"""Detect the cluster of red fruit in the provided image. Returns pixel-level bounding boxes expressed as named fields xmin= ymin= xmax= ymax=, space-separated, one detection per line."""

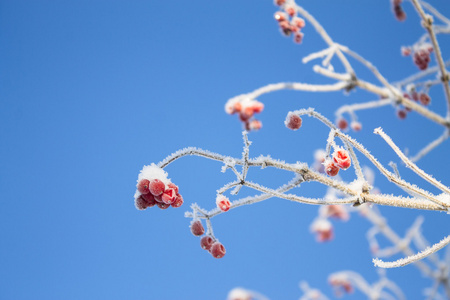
xmin=225 ymin=99 xmax=264 ymax=131
xmin=329 ymin=276 xmax=354 ymax=297
xmin=135 ymin=179 xmax=183 ymax=210
xmin=274 ymin=0 xmax=306 ymax=44
xmin=391 ymin=0 xmax=406 ymax=22
xmin=397 ymin=91 xmax=431 ymax=119
xmin=336 ymin=118 xmax=362 ymax=132
xmin=190 ymin=220 xmax=226 ymax=259
xmin=323 ymin=148 xmax=351 ymax=177
xmin=402 ymin=44 xmax=434 ymax=70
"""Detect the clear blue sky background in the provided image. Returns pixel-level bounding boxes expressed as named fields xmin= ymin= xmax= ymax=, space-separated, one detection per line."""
xmin=1 ymin=1 xmax=449 ymax=299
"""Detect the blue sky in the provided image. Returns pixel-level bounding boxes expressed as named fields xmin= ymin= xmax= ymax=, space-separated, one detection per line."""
xmin=1 ymin=1 xmax=449 ymax=299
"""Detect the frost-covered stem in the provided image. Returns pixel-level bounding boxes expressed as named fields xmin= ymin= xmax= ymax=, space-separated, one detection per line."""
xmin=294 ymin=4 xmax=354 ymax=75
xmin=335 ymin=99 xmax=393 ymax=116
xmin=395 ymin=61 xmax=450 ymax=87
xmin=399 ymin=126 xmax=447 ymax=162
xmin=364 ymin=208 xmax=434 ymax=276
xmin=374 ymin=127 xmax=450 ymax=197
xmin=217 ymin=181 xmax=241 ymax=195
xmin=241 ymin=131 xmax=251 ymax=181
xmin=312 ymin=65 xmax=351 ymax=81
xmin=411 ymin=0 xmax=450 ymax=118
xmin=421 ymin=1 xmax=450 ymax=25
xmin=373 ymin=235 xmax=450 ymax=269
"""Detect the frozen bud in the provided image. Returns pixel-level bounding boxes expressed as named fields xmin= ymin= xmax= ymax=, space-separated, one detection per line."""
xmin=350 ymin=121 xmax=362 ymax=132
xmin=397 ymin=109 xmax=407 ymax=119
xmin=293 ymin=32 xmax=304 ymax=44
xmin=419 ymin=93 xmax=431 ymax=106
xmin=274 ymin=11 xmax=287 ymax=22
xmin=285 ymin=113 xmax=302 ymax=130
xmin=190 ymin=220 xmax=205 ymax=236
xmin=285 ymin=6 xmax=295 ymax=17
xmin=216 ymin=195 xmax=231 ymax=212
xmin=332 ymin=148 xmax=351 ymax=170
xmin=210 ymin=241 xmax=226 ymax=259
xmin=167 ymin=182 xmax=179 ymax=194
xmin=142 ymin=193 xmax=157 ymax=207
xmin=274 ymin=0 xmax=286 ymax=6
xmin=401 ymin=46 xmax=411 ymax=56
xmin=249 ymin=119 xmax=262 ymax=131
xmin=336 ymin=118 xmax=348 ymax=130
xmin=171 ymin=194 xmax=184 ymax=208
xmin=149 ymin=179 xmax=165 ymax=196
xmin=135 ymin=195 xmax=150 ymax=210
xmin=324 ymin=160 xmax=339 ymax=177
xmin=200 ymin=235 xmax=215 ymax=251
xmin=137 ymin=179 xmax=150 ymax=194
xmin=310 ymin=218 xmax=333 ymax=242
xmin=292 ymin=17 xmax=305 ymax=29
xmin=161 ymin=188 xmax=177 ymax=204
xmin=156 ymin=202 xmax=170 ymax=210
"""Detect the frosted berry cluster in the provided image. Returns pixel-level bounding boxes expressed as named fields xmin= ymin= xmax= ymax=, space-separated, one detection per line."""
xmin=402 ymin=43 xmax=434 ymax=70
xmin=225 ymin=98 xmax=264 ymax=131
xmin=335 ymin=117 xmax=362 ymax=132
xmin=323 ymin=147 xmax=351 ymax=177
xmin=190 ymin=220 xmax=226 ymax=259
xmin=310 ymin=218 xmax=333 ymax=242
xmin=397 ymin=90 xmax=431 ymax=119
xmin=329 ymin=274 xmax=354 ymax=297
xmin=134 ymin=164 xmax=184 ymax=210
xmin=274 ymin=1 xmax=306 ymax=44
xmin=391 ymin=0 xmax=406 ymax=22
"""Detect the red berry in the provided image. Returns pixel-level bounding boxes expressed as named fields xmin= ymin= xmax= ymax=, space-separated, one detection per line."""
xmin=149 ymin=179 xmax=165 ymax=196
xmin=333 ymin=148 xmax=351 ymax=170
xmin=216 ymin=195 xmax=231 ymax=212
xmin=249 ymin=119 xmax=262 ymax=131
xmin=337 ymin=118 xmax=348 ymax=130
xmin=234 ymin=102 xmax=242 ymax=113
xmin=274 ymin=12 xmax=287 ymax=22
xmin=190 ymin=220 xmax=205 ymax=236
xmin=394 ymin=5 xmax=406 ymax=21
xmin=135 ymin=195 xmax=149 ymax=210
xmin=274 ymin=0 xmax=286 ymax=6
xmin=324 ymin=160 xmax=340 ymax=177
xmin=167 ymin=183 xmax=179 ymax=194
xmin=293 ymin=32 xmax=304 ymax=44
xmin=200 ymin=235 xmax=214 ymax=251
xmin=397 ymin=109 xmax=407 ymax=119
xmin=252 ymin=101 xmax=264 ymax=113
xmin=292 ymin=17 xmax=305 ymax=29
xmin=285 ymin=113 xmax=302 ymax=130
xmin=210 ymin=242 xmax=226 ymax=259
xmin=161 ymin=188 xmax=177 ymax=205
xmin=285 ymin=6 xmax=295 ymax=17
xmin=171 ymin=194 xmax=184 ymax=208
xmin=156 ymin=202 xmax=170 ymax=210
xmin=137 ymin=179 xmax=150 ymax=194
xmin=142 ymin=193 xmax=157 ymax=207
xmin=401 ymin=46 xmax=411 ymax=56
xmin=419 ymin=93 xmax=431 ymax=106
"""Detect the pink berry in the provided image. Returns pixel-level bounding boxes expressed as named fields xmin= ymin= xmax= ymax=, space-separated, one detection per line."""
xmin=216 ymin=195 xmax=231 ymax=212
xmin=210 ymin=242 xmax=226 ymax=259
xmin=292 ymin=17 xmax=305 ymax=29
xmin=401 ymin=46 xmax=411 ymax=56
xmin=167 ymin=183 xmax=179 ymax=194
xmin=333 ymin=148 xmax=351 ymax=170
xmin=142 ymin=193 xmax=157 ymax=207
xmin=234 ymin=102 xmax=242 ymax=113
xmin=190 ymin=220 xmax=205 ymax=236
xmin=149 ymin=179 xmax=165 ymax=196
xmin=171 ymin=194 xmax=184 ymax=208
xmin=137 ymin=179 xmax=150 ymax=194
xmin=397 ymin=109 xmax=407 ymax=119
xmin=252 ymin=101 xmax=264 ymax=113
xmin=285 ymin=6 xmax=295 ymax=17
xmin=337 ymin=118 xmax=348 ymax=130
xmin=394 ymin=5 xmax=406 ymax=21
xmin=200 ymin=235 xmax=215 ymax=251
xmin=293 ymin=32 xmax=304 ymax=44
xmin=285 ymin=113 xmax=302 ymax=130
xmin=274 ymin=12 xmax=287 ymax=22
xmin=419 ymin=93 xmax=431 ymax=106
xmin=324 ymin=160 xmax=340 ymax=177
xmin=161 ymin=188 xmax=177 ymax=205
xmin=249 ymin=119 xmax=262 ymax=131
xmin=156 ymin=202 xmax=170 ymax=210
xmin=274 ymin=0 xmax=286 ymax=6
xmin=350 ymin=121 xmax=362 ymax=132
xmin=135 ymin=195 xmax=149 ymax=210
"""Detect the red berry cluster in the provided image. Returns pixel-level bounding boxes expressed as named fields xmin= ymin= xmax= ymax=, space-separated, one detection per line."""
xmin=329 ymin=276 xmax=354 ymax=297
xmin=391 ymin=0 xmax=406 ymax=22
xmin=336 ymin=118 xmax=361 ymax=132
xmin=273 ymin=2 xmax=305 ymax=44
xmin=190 ymin=220 xmax=226 ymax=259
xmin=397 ymin=91 xmax=431 ymax=119
xmin=402 ymin=44 xmax=434 ymax=70
xmin=323 ymin=148 xmax=351 ymax=177
xmin=134 ymin=164 xmax=183 ymax=210
xmin=225 ymin=99 xmax=264 ymax=131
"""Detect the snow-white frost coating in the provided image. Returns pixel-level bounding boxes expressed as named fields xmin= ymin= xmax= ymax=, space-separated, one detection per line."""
xmin=134 ymin=163 xmax=171 ymax=200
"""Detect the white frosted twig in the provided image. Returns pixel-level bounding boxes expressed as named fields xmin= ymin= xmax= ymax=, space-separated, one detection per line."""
xmin=312 ymin=65 xmax=352 ymax=81
xmin=335 ymin=98 xmax=393 ymax=117
xmin=421 ymin=1 xmax=450 ymax=25
xmin=374 ymin=127 xmax=450 ymax=202
xmin=373 ymin=235 xmax=450 ymax=268
xmin=302 ymin=47 xmax=335 ymax=64
xmin=410 ymin=129 xmax=449 ymax=163
xmin=395 ymin=60 xmax=450 ymax=87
